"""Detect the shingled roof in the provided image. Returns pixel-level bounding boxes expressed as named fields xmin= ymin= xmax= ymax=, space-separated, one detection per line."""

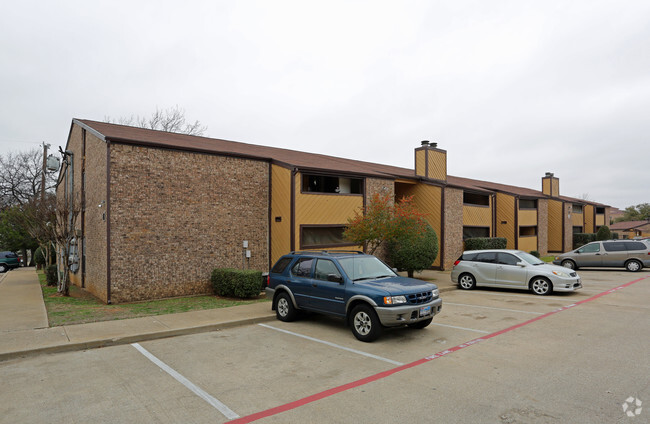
xmin=73 ymin=119 xmax=608 ymax=206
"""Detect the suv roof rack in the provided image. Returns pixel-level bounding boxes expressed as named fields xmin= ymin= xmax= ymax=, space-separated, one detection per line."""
xmin=289 ymin=250 xmax=365 ymax=255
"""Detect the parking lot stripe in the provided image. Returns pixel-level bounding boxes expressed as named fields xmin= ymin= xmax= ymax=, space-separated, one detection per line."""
xmin=428 ymin=323 xmax=490 ymax=333
xmin=230 ymin=275 xmax=648 ymax=424
xmin=259 ymin=324 xmax=404 ymax=366
xmin=131 ymin=343 xmax=240 ymax=420
xmin=444 ymin=302 xmax=544 ymax=315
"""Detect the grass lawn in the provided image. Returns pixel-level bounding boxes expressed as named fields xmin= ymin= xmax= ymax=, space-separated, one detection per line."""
xmin=38 ymin=272 xmax=268 ymax=327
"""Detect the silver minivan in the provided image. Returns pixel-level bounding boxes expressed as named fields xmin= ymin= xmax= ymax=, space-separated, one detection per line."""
xmin=553 ymin=240 xmax=650 ymax=272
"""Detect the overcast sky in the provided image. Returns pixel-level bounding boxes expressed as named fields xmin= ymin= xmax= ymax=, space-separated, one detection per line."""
xmin=2 ymin=0 xmax=649 ymax=209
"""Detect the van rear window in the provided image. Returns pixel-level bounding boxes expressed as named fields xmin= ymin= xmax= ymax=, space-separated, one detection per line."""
xmin=603 ymin=242 xmax=626 ymax=252
xmin=624 ymin=242 xmax=647 ymax=251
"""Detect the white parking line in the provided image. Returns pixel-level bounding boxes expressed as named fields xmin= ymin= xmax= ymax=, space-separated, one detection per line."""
xmin=259 ymin=324 xmax=404 ymax=366
xmin=428 ymin=323 xmax=490 ymax=334
xmin=444 ymin=302 xmax=544 ymax=315
xmin=131 ymin=343 xmax=239 ymax=420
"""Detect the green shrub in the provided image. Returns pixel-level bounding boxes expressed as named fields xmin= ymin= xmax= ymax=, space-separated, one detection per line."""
xmin=573 ymin=233 xmax=596 ymax=249
xmin=388 ymin=224 xmax=439 ymax=278
xmin=464 ymin=237 xmax=507 ymax=251
xmin=596 ymin=226 xmax=612 ymax=241
xmin=211 ymin=268 xmax=263 ymax=298
xmin=45 ymin=264 xmax=58 ymax=286
xmin=529 ymin=251 xmax=540 ymax=258
xmin=34 ymin=247 xmax=45 ymax=267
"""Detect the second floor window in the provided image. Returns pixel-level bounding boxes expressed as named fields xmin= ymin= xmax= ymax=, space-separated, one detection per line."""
xmin=302 ymin=174 xmax=363 ymax=195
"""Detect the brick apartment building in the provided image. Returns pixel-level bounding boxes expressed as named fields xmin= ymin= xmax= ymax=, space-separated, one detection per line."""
xmin=58 ymin=119 xmax=610 ymax=303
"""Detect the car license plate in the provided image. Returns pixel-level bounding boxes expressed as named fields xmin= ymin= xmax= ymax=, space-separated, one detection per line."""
xmin=419 ymin=306 xmax=432 ymax=317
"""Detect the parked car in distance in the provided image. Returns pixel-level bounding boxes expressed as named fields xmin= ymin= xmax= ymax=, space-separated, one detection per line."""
xmin=553 ymin=240 xmax=650 ymax=272
xmin=265 ymin=250 xmax=442 ymax=342
xmin=451 ymin=249 xmax=582 ymax=295
xmin=0 ymin=251 xmax=20 ymax=273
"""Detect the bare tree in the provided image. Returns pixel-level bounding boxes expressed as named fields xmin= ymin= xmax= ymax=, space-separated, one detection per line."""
xmin=0 ymin=148 xmax=58 ymax=209
xmin=105 ymin=105 xmax=207 ymax=136
xmin=22 ymin=193 xmax=81 ymax=296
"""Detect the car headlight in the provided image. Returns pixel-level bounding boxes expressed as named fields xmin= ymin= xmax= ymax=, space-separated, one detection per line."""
xmin=432 ymin=289 xmax=439 ymax=298
xmin=552 ymin=270 xmax=570 ymax=278
xmin=383 ymin=296 xmax=407 ymax=305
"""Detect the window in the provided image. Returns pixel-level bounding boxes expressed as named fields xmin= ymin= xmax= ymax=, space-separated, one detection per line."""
xmin=497 ymin=253 xmax=519 ymax=266
xmin=519 ymin=199 xmax=537 ymax=209
xmin=573 ymin=226 xmax=583 ymax=234
xmin=519 ymin=226 xmax=537 ymax=237
xmin=463 ymin=192 xmax=490 ymax=206
xmin=291 ymin=258 xmax=313 ymax=277
xmin=301 ymin=226 xmax=351 ymax=248
xmin=572 ymin=204 xmax=583 ymax=214
xmin=271 ymin=257 xmax=293 ymax=274
xmin=625 ymin=242 xmax=647 ymax=251
xmin=302 ymin=174 xmax=363 ymax=194
xmin=596 ymin=207 xmax=605 ymax=214
xmin=603 ymin=242 xmax=626 ymax=252
xmin=463 ymin=226 xmax=490 ymax=240
xmin=314 ymin=259 xmax=342 ymax=281
xmin=577 ymin=243 xmax=600 ymax=253
xmin=475 ymin=252 xmax=497 ymax=263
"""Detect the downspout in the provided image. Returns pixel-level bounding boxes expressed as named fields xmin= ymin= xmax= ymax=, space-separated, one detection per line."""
xmin=514 ymin=196 xmax=519 ymax=250
xmin=106 ymin=141 xmax=112 ymax=304
xmin=81 ymin=129 xmax=86 ymax=288
xmin=290 ymin=168 xmax=297 ymax=252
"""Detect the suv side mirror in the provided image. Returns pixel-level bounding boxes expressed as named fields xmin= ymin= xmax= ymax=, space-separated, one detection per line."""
xmin=327 ymin=274 xmax=343 ymax=284
xmin=517 ymin=262 xmax=527 ymax=267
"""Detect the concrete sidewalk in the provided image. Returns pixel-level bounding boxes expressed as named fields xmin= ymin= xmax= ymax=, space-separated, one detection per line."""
xmin=0 ymin=267 xmax=455 ymax=362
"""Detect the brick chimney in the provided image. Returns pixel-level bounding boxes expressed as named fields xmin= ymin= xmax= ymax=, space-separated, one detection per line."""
xmin=415 ymin=141 xmax=447 ymax=182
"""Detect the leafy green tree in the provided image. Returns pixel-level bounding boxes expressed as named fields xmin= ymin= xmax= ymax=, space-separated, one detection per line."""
xmin=0 ymin=205 xmax=38 ymax=263
xmin=387 ymin=224 xmax=439 ymax=278
xmin=617 ymin=203 xmax=650 ymax=222
xmin=343 ymin=194 xmax=427 ymax=254
xmin=596 ymin=225 xmax=612 ymax=241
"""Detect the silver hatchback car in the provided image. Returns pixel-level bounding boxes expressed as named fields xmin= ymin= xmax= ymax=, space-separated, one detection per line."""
xmin=451 ymin=249 xmax=582 ymax=295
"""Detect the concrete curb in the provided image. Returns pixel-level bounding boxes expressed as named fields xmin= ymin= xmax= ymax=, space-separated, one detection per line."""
xmin=0 ymin=314 xmax=277 ymax=362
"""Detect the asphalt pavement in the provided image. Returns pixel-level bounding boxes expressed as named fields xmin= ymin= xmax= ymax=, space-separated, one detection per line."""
xmin=0 ymin=267 xmax=456 ymax=362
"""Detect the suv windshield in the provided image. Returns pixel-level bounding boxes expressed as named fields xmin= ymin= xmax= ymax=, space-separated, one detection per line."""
xmin=338 ymin=256 xmax=396 ymax=281
xmin=518 ymin=251 xmax=545 ymax=265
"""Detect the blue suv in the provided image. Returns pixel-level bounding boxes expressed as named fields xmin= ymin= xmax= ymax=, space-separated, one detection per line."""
xmin=265 ymin=251 xmax=442 ymax=342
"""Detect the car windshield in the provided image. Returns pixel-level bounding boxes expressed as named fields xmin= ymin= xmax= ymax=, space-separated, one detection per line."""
xmin=338 ymin=256 xmax=397 ymax=281
xmin=517 ymin=251 xmax=545 ymax=265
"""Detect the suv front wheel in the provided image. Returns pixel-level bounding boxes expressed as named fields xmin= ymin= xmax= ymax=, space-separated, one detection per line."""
xmin=275 ymin=292 xmax=297 ymax=322
xmin=350 ymin=304 xmax=382 ymax=342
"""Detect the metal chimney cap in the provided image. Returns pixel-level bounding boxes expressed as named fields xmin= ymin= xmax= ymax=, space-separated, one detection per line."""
xmin=421 ymin=140 xmax=430 ymax=146
xmin=545 ymin=172 xmax=554 ymax=177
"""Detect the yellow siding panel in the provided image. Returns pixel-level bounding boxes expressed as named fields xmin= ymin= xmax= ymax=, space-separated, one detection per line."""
xmin=542 ymin=179 xmax=551 ymax=196
xmin=518 ymin=236 xmax=538 ymax=253
xmin=518 ymin=209 xmax=537 ymax=226
xmin=415 ymin=150 xmax=426 ymax=177
xmin=463 ymin=205 xmax=492 ymax=227
xmin=496 ymin=193 xmax=516 ymax=249
xmin=427 ymin=150 xmax=447 ymax=181
xmin=294 ymin=172 xmax=364 ymax=249
xmin=584 ymin=205 xmax=594 ymax=233
xmin=548 ymin=200 xmax=563 ymax=251
xmin=572 ymin=212 xmax=583 ymax=227
xmin=596 ymin=215 xmax=605 ymax=226
xmin=271 ymin=165 xmax=292 ymax=264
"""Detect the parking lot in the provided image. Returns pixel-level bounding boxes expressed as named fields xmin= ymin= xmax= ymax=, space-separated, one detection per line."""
xmin=2 ymin=270 xmax=649 ymax=423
